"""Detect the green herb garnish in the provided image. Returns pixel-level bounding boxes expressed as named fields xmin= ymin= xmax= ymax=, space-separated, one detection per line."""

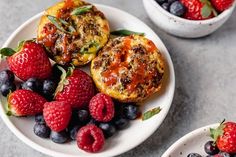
xmin=142 ymin=107 xmax=162 ymax=121
xmin=80 ymin=41 xmax=100 ymax=54
xmin=111 ymin=29 xmax=145 ymax=36
xmin=47 ymin=15 xmax=76 ymax=34
xmin=71 ymin=5 xmax=93 ymax=15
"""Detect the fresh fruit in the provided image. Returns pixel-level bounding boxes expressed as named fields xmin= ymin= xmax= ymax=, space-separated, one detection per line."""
xmin=180 ymin=0 xmax=217 ymax=20
xmin=204 ymin=141 xmax=219 ymax=155
xmin=123 ymin=103 xmax=139 ymax=120
xmin=187 ymin=153 xmax=202 ymax=157
xmin=50 ymin=130 xmax=69 ymax=144
xmin=99 ymin=123 xmax=116 ymax=138
xmin=7 ymin=89 xmax=47 ymax=116
xmin=211 ymin=121 xmax=236 ymax=153
xmin=88 ymin=118 xmax=99 ymax=126
xmin=0 ymin=41 xmax=52 ymax=81
xmin=0 ymin=82 xmax=16 ymax=97
xmin=33 ymin=123 xmax=51 ymax=138
xmin=77 ymin=110 xmax=90 ymax=124
xmin=211 ymin=0 xmax=234 ymax=12
xmin=170 ymin=1 xmax=186 ymax=17
xmin=113 ymin=116 xmax=129 ymax=130
xmin=43 ymin=101 xmax=71 ymax=132
xmin=76 ymin=124 xmax=105 ymax=153
xmin=41 ymin=79 xmax=57 ymax=100
xmin=0 ymin=70 xmax=15 ymax=85
xmin=21 ymin=78 xmax=41 ymax=92
xmin=55 ymin=67 xmax=95 ymax=108
xmin=35 ymin=114 xmax=45 ymax=124
xmin=70 ymin=125 xmax=81 ymax=140
xmin=89 ymin=93 xmax=115 ymax=122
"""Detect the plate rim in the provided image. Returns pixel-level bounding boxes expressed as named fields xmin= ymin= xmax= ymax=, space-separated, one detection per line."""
xmin=0 ymin=4 xmax=175 ymax=157
xmin=161 ymin=123 xmax=219 ymax=157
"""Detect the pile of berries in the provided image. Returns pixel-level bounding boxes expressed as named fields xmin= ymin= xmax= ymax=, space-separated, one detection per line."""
xmin=155 ymin=0 xmax=235 ymax=20
xmin=0 ymin=40 xmax=140 ymax=153
xmin=188 ymin=121 xmax=236 ymax=157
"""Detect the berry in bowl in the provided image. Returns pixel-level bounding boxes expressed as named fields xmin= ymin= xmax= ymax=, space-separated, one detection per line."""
xmin=143 ymin=0 xmax=236 ymax=38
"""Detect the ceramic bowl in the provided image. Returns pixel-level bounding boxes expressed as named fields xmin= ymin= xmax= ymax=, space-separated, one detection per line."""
xmin=162 ymin=123 xmax=219 ymax=157
xmin=143 ymin=0 xmax=236 ymax=38
xmin=0 ymin=4 xmax=175 ymax=157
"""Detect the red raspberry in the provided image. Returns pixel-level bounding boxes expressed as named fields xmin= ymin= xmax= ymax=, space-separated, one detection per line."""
xmin=89 ymin=93 xmax=114 ymax=122
xmin=43 ymin=101 xmax=71 ymax=132
xmin=76 ymin=124 xmax=105 ymax=153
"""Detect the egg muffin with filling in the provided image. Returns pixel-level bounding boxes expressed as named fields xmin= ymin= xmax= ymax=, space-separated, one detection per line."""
xmin=91 ymin=35 xmax=165 ymax=103
xmin=37 ymin=0 xmax=110 ymax=66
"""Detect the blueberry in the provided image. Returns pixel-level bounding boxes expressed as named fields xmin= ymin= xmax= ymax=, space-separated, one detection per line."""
xmin=123 ymin=104 xmax=139 ymax=120
xmin=155 ymin=0 xmax=167 ymax=4
xmin=0 ymin=82 xmax=16 ymax=97
xmin=33 ymin=123 xmax=50 ymax=138
xmin=187 ymin=153 xmax=202 ymax=157
xmin=35 ymin=114 xmax=45 ymax=124
xmin=50 ymin=130 xmax=69 ymax=144
xmin=218 ymin=152 xmax=231 ymax=157
xmin=99 ymin=123 xmax=116 ymax=138
xmin=169 ymin=1 xmax=186 ymax=17
xmin=78 ymin=110 xmax=90 ymax=123
xmin=0 ymin=70 xmax=14 ymax=85
xmin=21 ymin=78 xmax=41 ymax=92
xmin=69 ymin=125 xmax=81 ymax=140
xmin=162 ymin=3 xmax=170 ymax=11
xmin=88 ymin=118 xmax=99 ymax=126
xmin=42 ymin=79 xmax=57 ymax=100
xmin=204 ymin=141 xmax=219 ymax=155
xmin=113 ymin=117 xmax=129 ymax=130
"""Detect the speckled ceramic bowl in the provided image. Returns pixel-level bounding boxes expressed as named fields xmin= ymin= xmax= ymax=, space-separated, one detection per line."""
xmin=143 ymin=0 xmax=236 ymax=38
xmin=162 ymin=124 xmax=219 ymax=157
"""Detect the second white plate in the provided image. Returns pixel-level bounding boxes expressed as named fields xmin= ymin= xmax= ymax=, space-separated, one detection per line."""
xmin=162 ymin=124 xmax=219 ymax=157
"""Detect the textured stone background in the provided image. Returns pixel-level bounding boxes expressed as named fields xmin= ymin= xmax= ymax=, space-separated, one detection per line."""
xmin=0 ymin=0 xmax=236 ymax=156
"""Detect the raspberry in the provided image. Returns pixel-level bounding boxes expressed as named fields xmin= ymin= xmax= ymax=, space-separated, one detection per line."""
xmin=76 ymin=124 xmax=105 ymax=152
xmin=43 ymin=101 xmax=71 ymax=132
xmin=89 ymin=93 xmax=114 ymax=122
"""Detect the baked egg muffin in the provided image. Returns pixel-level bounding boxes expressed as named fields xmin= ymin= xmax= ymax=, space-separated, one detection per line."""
xmin=91 ymin=35 xmax=165 ymax=103
xmin=37 ymin=0 xmax=110 ymax=66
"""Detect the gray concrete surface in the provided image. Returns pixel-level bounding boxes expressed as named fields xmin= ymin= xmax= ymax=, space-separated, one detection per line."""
xmin=0 ymin=0 xmax=236 ymax=156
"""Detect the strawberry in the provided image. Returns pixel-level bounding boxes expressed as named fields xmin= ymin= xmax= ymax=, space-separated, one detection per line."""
xmin=210 ymin=120 xmax=236 ymax=153
xmin=211 ymin=0 xmax=235 ymax=12
xmin=43 ymin=101 xmax=71 ymax=132
xmin=55 ymin=67 xmax=95 ymax=109
xmin=0 ymin=40 xmax=52 ymax=81
xmin=7 ymin=89 xmax=47 ymax=116
xmin=180 ymin=0 xmax=218 ymax=20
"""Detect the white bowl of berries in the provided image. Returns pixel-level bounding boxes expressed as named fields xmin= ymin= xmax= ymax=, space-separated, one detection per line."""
xmin=143 ymin=0 xmax=236 ymax=38
xmin=0 ymin=1 xmax=175 ymax=157
xmin=162 ymin=121 xmax=236 ymax=157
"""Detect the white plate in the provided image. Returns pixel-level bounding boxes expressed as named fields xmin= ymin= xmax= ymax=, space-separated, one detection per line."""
xmin=0 ymin=4 xmax=175 ymax=157
xmin=162 ymin=124 xmax=219 ymax=157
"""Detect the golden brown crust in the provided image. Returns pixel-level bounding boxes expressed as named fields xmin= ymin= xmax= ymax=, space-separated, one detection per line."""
xmin=91 ymin=35 xmax=165 ymax=102
xmin=37 ymin=0 xmax=110 ymax=66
